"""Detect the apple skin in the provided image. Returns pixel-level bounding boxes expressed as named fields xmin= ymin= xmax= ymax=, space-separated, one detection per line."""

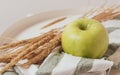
xmin=61 ymin=18 xmax=108 ymax=58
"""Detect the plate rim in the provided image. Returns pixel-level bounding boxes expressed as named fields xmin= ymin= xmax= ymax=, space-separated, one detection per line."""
xmin=0 ymin=9 xmax=82 ymax=39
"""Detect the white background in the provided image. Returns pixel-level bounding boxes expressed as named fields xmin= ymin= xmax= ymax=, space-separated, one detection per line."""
xmin=0 ymin=0 xmax=119 ymax=34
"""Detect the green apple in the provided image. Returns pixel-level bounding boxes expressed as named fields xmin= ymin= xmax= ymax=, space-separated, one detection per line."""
xmin=61 ymin=18 xmax=108 ymax=58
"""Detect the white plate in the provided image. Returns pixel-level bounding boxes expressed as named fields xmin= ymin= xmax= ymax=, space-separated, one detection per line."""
xmin=1 ymin=9 xmax=81 ymax=39
xmin=0 ymin=9 xmax=120 ymax=75
xmin=0 ymin=9 xmax=82 ymax=44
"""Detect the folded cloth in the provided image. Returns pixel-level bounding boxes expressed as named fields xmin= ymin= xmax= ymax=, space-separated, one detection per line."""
xmin=36 ymin=50 xmax=113 ymax=75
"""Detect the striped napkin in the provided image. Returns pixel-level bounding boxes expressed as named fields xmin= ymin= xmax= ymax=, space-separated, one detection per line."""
xmin=36 ymin=48 xmax=113 ymax=75
xmin=0 ymin=19 xmax=120 ymax=75
xmin=0 ymin=47 xmax=116 ymax=75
